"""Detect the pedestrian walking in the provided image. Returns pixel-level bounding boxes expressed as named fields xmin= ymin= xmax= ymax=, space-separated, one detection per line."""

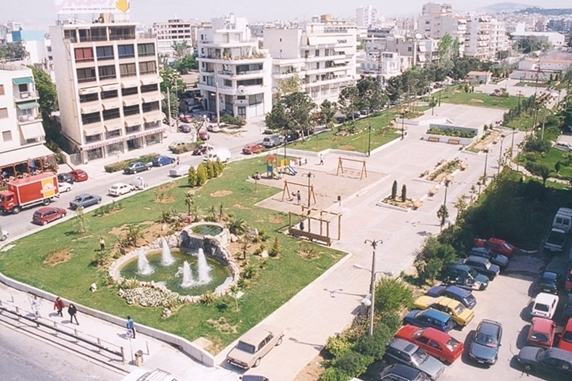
xmin=68 ymin=303 xmax=79 ymax=325
xmin=319 ymin=153 xmax=324 ymax=165
xmin=176 ymin=156 xmax=180 ymax=165
xmin=296 ymin=190 xmax=301 ymax=205
xmin=53 ymin=296 xmax=65 ymax=317
xmin=99 ymin=237 xmax=105 ymax=251
xmin=126 ymin=316 xmax=136 ymax=339
xmin=31 ymin=295 xmax=42 ymax=319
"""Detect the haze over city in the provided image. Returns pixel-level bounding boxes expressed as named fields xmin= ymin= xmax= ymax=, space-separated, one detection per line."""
xmin=2 ymin=0 xmax=572 ymax=29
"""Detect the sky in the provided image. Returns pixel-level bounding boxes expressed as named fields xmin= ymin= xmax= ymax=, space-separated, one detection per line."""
xmin=1 ymin=0 xmax=571 ymax=31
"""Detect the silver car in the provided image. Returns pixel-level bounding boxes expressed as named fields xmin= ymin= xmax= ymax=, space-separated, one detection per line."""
xmin=384 ymin=338 xmax=445 ymax=380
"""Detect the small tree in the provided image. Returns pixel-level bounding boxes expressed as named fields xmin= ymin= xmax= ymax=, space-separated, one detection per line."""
xmin=187 ymin=166 xmax=197 ymax=187
xmin=270 ymin=236 xmax=280 ymax=257
xmin=74 ymin=206 xmax=88 ymax=234
xmin=401 ymin=185 xmax=407 ymax=202
xmin=196 ymin=163 xmax=208 ymax=186
xmin=184 ymin=191 xmax=194 ymax=215
xmin=391 ymin=180 xmax=398 ymax=200
xmin=453 ymin=195 xmax=468 ymax=219
xmin=229 ymin=284 xmax=240 ymax=311
xmin=205 ymin=160 xmax=215 ymax=179
xmin=437 ymin=204 xmax=449 ymax=229
xmin=555 ymin=161 xmax=561 ymax=173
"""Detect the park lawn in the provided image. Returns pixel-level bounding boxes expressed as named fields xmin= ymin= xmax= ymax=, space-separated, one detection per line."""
xmin=436 ymin=85 xmax=518 ymax=109
xmin=520 ymin=147 xmax=572 ymax=180
xmin=286 ymin=110 xmax=400 ymax=152
xmin=0 ymin=157 xmax=344 ymax=353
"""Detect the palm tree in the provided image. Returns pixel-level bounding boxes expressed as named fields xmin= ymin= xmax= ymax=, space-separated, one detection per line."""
xmin=184 ymin=191 xmax=194 ymax=215
xmin=228 ymin=218 xmax=247 ymax=235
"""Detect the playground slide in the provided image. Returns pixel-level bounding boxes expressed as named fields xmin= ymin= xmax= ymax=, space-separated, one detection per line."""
xmin=286 ymin=166 xmax=298 ymax=175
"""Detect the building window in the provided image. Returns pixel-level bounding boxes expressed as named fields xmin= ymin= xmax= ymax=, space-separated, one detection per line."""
xmin=109 ymin=26 xmax=135 ymax=41
xmin=122 ymin=87 xmax=138 ymax=96
xmin=119 ymin=63 xmax=137 ymax=77
xmin=137 ymin=43 xmax=155 ymax=56
xmin=0 ymin=107 xmax=8 ymax=118
xmin=118 ymin=44 xmax=135 ymax=59
xmin=0 ymin=84 xmax=4 ymax=95
xmin=249 ymin=93 xmax=263 ymax=105
xmin=74 ymin=47 xmax=94 ymax=63
xmin=96 ymin=46 xmax=114 ymax=60
xmin=81 ymin=112 xmax=101 ymax=125
xmin=79 ymin=93 xmax=99 ymax=103
xmin=101 ymin=90 xmax=118 ymax=99
xmin=139 ymin=61 xmax=157 ymax=75
xmin=2 ymin=130 xmax=13 ymax=142
xmin=98 ymin=65 xmax=117 ymax=80
xmin=141 ymin=84 xmax=158 ymax=93
xmin=237 ymin=106 xmax=246 ymax=116
xmin=237 ymin=78 xmax=262 ymax=87
xmin=77 ymin=67 xmax=96 ymax=83
xmin=64 ymin=29 xmax=76 ymax=42
xmin=142 ymin=101 xmax=160 ymax=112
xmin=237 ymin=95 xmax=246 ymax=100
xmin=315 ymin=49 xmax=320 ymax=57
xmin=123 ymin=105 xmax=140 ymax=116
xmin=103 ymin=109 xmax=120 ymax=120
xmin=223 ymin=79 xmax=232 ymax=87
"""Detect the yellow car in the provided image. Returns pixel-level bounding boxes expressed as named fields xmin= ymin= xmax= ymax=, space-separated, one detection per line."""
xmin=414 ymin=295 xmax=475 ymax=327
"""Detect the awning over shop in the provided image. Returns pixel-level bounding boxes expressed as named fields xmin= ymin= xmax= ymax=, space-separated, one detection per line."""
xmin=123 ymin=95 xmax=141 ymax=107
xmin=101 ymin=83 xmax=120 ymax=92
xmin=80 ymin=103 xmax=102 ymax=114
xmin=141 ymin=93 xmax=163 ymax=103
xmin=417 ymin=55 xmax=426 ymax=62
xmin=143 ymin=111 xmax=164 ymax=123
xmin=79 ymin=86 xmax=100 ymax=95
xmin=0 ymin=144 xmax=54 ymax=166
xmin=83 ymin=125 xmax=104 ymax=136
xmin=20 ymin=122 xmax=45 ymax=140
xmin=124 ymin=115 xmax=142 ymax=127
xmin=140 ymin=76 xmax=161 ymax=86
xmin=105 ymin=121 xmax=123 ymax=131
xmin=121 ymin=79 xmax=140 ymax=89
xmin=101 ymin=99 xmax=121 ymax=110
xmin=16 ymin=101 xmax=39 ymax=110
xmin=13 ymin=77 xmax=34 ymax=85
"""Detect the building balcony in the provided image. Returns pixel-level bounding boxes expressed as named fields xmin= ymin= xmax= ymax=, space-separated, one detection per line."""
xmin=272 ymin=71 xmax=301 ymax=80
xmin=14 ymin=90 xmax=39 ymax=101
xmin=197 ymin=83 xmax=265 ymax=96
xmin=17 ymin=114 xmax=42 ymax=125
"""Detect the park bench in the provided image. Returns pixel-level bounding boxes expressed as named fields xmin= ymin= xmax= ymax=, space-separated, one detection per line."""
xmin=289 ymin=227 xmax=332 ymax=246
xmin=448 ymin=138 xmax=460 ymax=145
xmin=427 ymin=136 xmax=440 ymax=142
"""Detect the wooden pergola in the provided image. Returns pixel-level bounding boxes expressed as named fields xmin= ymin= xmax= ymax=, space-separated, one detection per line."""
xmin=287 ymin=206 xmax=342 ymax=246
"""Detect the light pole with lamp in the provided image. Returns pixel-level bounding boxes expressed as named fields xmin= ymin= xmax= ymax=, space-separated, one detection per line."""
xmin=362 ymin=239 xmax=383 ymax=336
xmin=443 ymin=176 xmax=452 ymax=207
xmin=367 ymin=123 xmax=372 ymax=157
xmin=498 ymin=131 xmax=517 ymax=176
xmin=302 ymin=172 xmax=315 ymax=208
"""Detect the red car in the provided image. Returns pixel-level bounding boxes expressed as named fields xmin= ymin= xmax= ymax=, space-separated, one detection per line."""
xmin=68 ymin=169 xmax=89 ymax=182
xmin=565 ymin=265 xmax=572 ymax=292
xmin=242 ymin=143 xmax=265 ymax=154
xmin=32 ymin=207 xmax=67 ymax=225
xmin=179 ymin=113 xmax=193 ymax=123
xmin=473 ymin=238 xmax=516 ymax=257
xmin=394 ymin=324 xmax=464 ymax=364
xmin=559 ymin=318 xmax=572 ymax=352
xmin=527 ymin=317 xmax=556 ymax=348
xmin=198 ymin=130 xmax=210 ymax=141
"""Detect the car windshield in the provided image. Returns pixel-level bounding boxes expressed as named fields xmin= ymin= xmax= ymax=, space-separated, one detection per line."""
xmin=530 ymin=332 xmax=549 ymax=343
xmin=411 ymin=348 xmax=428 ymax=364
xmin=534 ymin=303 xmax=549 ymax=312
xmin=236 ymin=341 xmax=256 ymax=354
xmin=465 ymin=294 xmax=476 ymax=305
xmin=453 ymin=303 xmax=466 ymax=315
xmin=467 ymin=268 xmax=478 ymax=278
xmin=445 ymin=338 xmax=460 ymax=351
xmin=502 ymin=243 xmax=512 ymax=250
xmin=74 ymin=196 xmax=83 ymax=201
xmin=563 ymin=331 xmax=572 ymax=343
xmin=475 ymin=332 xmax=498 ymax=347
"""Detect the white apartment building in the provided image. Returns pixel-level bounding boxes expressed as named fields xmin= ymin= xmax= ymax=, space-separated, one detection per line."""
xmin=359 ymin=39 xmax=401 ymax=78
xmin=50 ymin=19 xmax=165 ymax=163
xmin=0 ymin=63 xmax=54 ymax=177
xmin=196 ymin=15 xmax=272 ymax=119
xmin=356 ymin=6 xmax=378 ymax=28
xmin=464 ymin=15 xmax=491 ymax=60
xmin=153 ymin=19 xmax=193 ymax=57
xmin=421 ymin=2 xmax=452 ymax=16
xmin=264 ymin=22 xmax=357 ymax=106
xmin=488 ymin=19 xmax=509 ymax=59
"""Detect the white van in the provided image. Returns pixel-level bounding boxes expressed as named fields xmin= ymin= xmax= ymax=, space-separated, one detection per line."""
xmin=204 ymin=148 xmax=231 ymax=163
xmin=553 ymin=207 xmax=572 ymax=233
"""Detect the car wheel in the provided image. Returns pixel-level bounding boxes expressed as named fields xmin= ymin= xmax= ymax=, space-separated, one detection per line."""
xmin=254 ymin=358 xmax=261 ymax=368
xmin=42 ymin=221 xmax=47 ymax=226
xmin=97 ymin=199 xmax=102 ymax=204
xmin=276 ymin=337 xmax=283 ymax=346
xmin=62 ymin=213 xmax=66 ymax=218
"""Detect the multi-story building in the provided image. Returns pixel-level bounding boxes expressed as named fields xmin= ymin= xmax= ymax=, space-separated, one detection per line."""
xmin=356 ymin=6 xmax=378 ymax=28
xmin=264 ymin=22 xmax=357 ymax=105
xmin=417 ymin=2 xmax=466 ymax=55
xmin=488 ymin=19 xmax=508 ymax=59
xmin=0 ymin=63 xmax=55 ymax=178
xmin=464 ymin=14 xmax=491 ymax=60
xmin=50 ymin=18 xmax=165 ymax=163
xmin=153 ymin=19 xmax=193 ymax=57
xmin=196 ymin=15 xmax=272 ymax=120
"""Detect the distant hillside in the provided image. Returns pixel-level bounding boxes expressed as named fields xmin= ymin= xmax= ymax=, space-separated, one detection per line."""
xmin=477 ymin=2 xmax=532 ymax=13
xmin=516 ymin=7 xmax=572 ymax=15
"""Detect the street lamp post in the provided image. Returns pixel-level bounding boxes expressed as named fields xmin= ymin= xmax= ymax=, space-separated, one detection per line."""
xmin=401 ymin=113 xmax=405 ymax=140
xmin=367 ymin=123 xmax=372 ymax=157
xmin=302 ymin=172 xmax=315 ymax=208
xmin=483 ymin=148 xmax=489 ymax=180
xmin=443 ymin=177 xmax=452 ymax=207
xmin=363 ymin=239 xmax=383 ymax=336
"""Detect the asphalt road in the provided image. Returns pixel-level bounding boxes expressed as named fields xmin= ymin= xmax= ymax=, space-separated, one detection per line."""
xmin=0 ymin=322 xmax=124 ymax=381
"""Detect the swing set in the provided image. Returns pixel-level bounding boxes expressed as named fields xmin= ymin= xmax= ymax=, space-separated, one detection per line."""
xmin=281 ymin=179 xmax=316 ymax=205
xmin=336 ymin=156 xmax=368 ymax=180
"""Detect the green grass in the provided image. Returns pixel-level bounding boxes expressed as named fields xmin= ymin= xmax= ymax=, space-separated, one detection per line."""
xmin=0 ymin=158 xmax=344 ymax=353
xmin=436 ymin=85 xmax=519 ymax=109
xmin=287 ymin=111 xmax=400 ymax=152
xmin=520 ymin=148 xmax=572 ymax=180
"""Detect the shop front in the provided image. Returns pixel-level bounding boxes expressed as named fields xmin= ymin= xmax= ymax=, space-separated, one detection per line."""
xmin=0 ymin=144 xmax=58 ymax=186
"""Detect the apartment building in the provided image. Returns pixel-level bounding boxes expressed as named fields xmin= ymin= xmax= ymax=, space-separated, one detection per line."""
xmin=464 ymin=14 xmax=491 ymax=60
xmin=50 ymin=18 xmax=165 ymax=163
xmin=0 ymin=63 xmax=55 ymax=179
xmin=153 ymin=19 xmax=193 ymax=57
xmin=356 ymin=6 xmax=378 ymax=28
xmin=359 ymin=38 xmax=401 ymax=78
xmin=264 ymin=22 xmax=358 ymax=105
xmin=488 ymin=18 xmax=509 ymax=59
xmin=196 ymin=15 xmax=272 ymax=119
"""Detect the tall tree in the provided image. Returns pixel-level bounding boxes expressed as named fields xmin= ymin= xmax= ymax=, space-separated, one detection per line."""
xmin=171 ymin=40 xmax=190 ymax=60
xmin=319 ymin=100 xmax=337 ymax=126
xmin=282 ymin=92 xmax=316 ymax=136
xmin=0 ymin=41 xmax=29 ymax=60
xmin=159 ymin=67 xmax=186 ymax=94
xmin=337 ymin=86 xmax=360 ymax=120
xmin=174 ymin=54 xmax=198 ymax=72
xmin=30 ymin=67 xmax=61 ymax=147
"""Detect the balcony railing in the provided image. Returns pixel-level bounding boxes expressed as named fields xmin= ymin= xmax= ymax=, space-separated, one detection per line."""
xmin=14 ymin=90 xmax=38 ymax=100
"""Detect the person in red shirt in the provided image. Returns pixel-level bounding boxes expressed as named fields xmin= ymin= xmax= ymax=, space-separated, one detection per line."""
xmin=53 ymin=297 xmax=65 ymax=317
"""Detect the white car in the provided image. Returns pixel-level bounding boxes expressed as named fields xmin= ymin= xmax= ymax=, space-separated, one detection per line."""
xmin=1 ymin=229 xmax=8 ymax=241
xmin=108 ymin=183 xmax=134 ymax=197
xmin=531 ymin=293 xmax=559 ymax=319
xmin=554 ymin=142 xmax=572 ymax=151
xmin=169 ymin=164 xmax=190 ymax=177
xmin=58 ymin=181 xmax=72 ymax=193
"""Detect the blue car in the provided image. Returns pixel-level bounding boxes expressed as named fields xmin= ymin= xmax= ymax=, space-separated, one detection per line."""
xmin=403 ymin=308 xmax=456 ymax=332
xmin=426 ymin=285 xmax=477 ymax=309
xmin=152 ymin=155 xmax=176 ymax=167
xmin=69 ymin=193 xmax=102 ymax=210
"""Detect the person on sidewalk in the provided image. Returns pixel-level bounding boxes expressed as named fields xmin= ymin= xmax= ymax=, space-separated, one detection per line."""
xmin=126 ymin=316 xmax=136 ymax=339
xmin=99 ymin=237 xmax=105 ymax=251
xmin=296 ymin=190 xmax=301 ymax=205
xmin=68 ymin=303 xmax=79 ymax=325
xmin=31 ymin=295 xmax=42 ymax=319
xmin=319 ymin=153 xmax=324 ymax=165
xmin=53 ymin=297 xmax=65 ymax=317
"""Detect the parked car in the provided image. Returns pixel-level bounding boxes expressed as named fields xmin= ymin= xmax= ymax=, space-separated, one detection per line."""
xmin=395 ymin=325 xmax=464 ymax=364
xmin=179 ymin=124 xmax=192 ymax=133
xmin=473 ymin=238 xmax=517 ymax=257
xmin=68 ymin=169 xmax=88 ymax=182
xmin=0 ymin=229 xmax=7 ymax=241
xmin=204 ymin=148 xmax=231 ymax=163
xmin=57 ymin=173 xmax=74 ymax=184
xmin=563 ymin=295 xmax=572 ymax=321
xmin=335 ymin=115 xmax=346 ymax=124
xmin=403 ymin=309 xmax=456 ymax=333
xmin=152 ymin=155 xmax=176 ymax=167
xmin=226 ymin=324 xmax=283 ymax=369
xmin=32 ymin=207 xmax=67 ymax=225
xmin=468 ymin=247 xmax=509 ymax=268
xmin=108 ymin=183 xmax=133 ymax=197
xmin=240 ymin=376 xmax=269 ymax=381
xmin=531 ymin=293 xmax=559 ymax=319
xmin=169 ymin=165 xmax=190 ymax=177
xmin=536 ymin=271 xmax=563 ymax=295
xmin=384 ymin=338 xmax=445 ymax=380
xmin=527 ymin=317 xmax=556 ymax=348
xmin=462 ymin=256 xmax=500 ymax=280
xmin=285 ymin=131 xmax=300 ymax=142
xmin=442 ymin=264 xmax=489 ymax=291
xmin=517 ymin=347 xmax=572 ymax=378
xmin=179 ymin=113 xmax=193 ymax=123
xmin=69 ymin=193 xmax=102 ymax=210
xmin=558 ymin=318 xmax=572 ymax=352
xmin=426 ymin=285 xmax=477 ymax=309
xmin=58 ymin=181 xmax=72 ymax=193
xmin=262 ymin=134 xmax=283 ymax=148
xmin=379 ymin=364 xmax=431 ymax=381
xmin=468 ymin=319 xmax=503 ymax=365
xmin=198 ymin=130 xmax=210 ymax=141
xmin=169 ymin=141 xmax=190 ymax=152
xmin=554 ymin=141 xmax=572 ymax=151
xmin=124 ymin=162 xmax=151 ymax=174
xmin=193 ymin=144 xmax=214 ymax=156
xmin=413 ymin=296 xmax=474 ymax=327
xmin=243 ymin=143 xmax=265 ymax=154
xmin=565 ymin=264 xmax=572 ymax=292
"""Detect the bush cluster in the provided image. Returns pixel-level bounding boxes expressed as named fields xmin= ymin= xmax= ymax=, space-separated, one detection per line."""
xmin=103 ymin=154 xmax=158 ymax=173
xmin=426 ymin=127 xmax=476 ymax=138
xmin=187 ymin=159 xmax=224 ymax=188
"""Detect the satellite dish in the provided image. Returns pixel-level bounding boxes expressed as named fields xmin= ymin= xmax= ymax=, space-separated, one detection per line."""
xmin=237 ymin=85 xmax=245 ymax=94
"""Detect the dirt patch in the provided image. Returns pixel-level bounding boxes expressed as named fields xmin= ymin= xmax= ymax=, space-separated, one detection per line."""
xmin=44 ymin=250 xmax=72 ymax=266
xmin=337 ymin=145 xmax=355 ymax=150
xmin=470 ymin=98 xmax=484 ymax=103
xmin=207 ymin=316 xmax=239 ymax=334
xmin=269 ymin=215 xmax=284 ymax=224
xmin=294 ymin=352 xmax=326 ymax=381
xmin=154 ymin=196 xmax=175 ymax=203
xmin=211 ymin=190 xmax=232 ymax=197
xmin=232 ymin=203 xmax=251 ymax=210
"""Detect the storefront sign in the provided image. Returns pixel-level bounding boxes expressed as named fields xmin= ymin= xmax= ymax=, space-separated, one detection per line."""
xmin=82 ymin=127 xmax=165 ymax=151
xmin=55 ymin=0 xmax=130 ymax=15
